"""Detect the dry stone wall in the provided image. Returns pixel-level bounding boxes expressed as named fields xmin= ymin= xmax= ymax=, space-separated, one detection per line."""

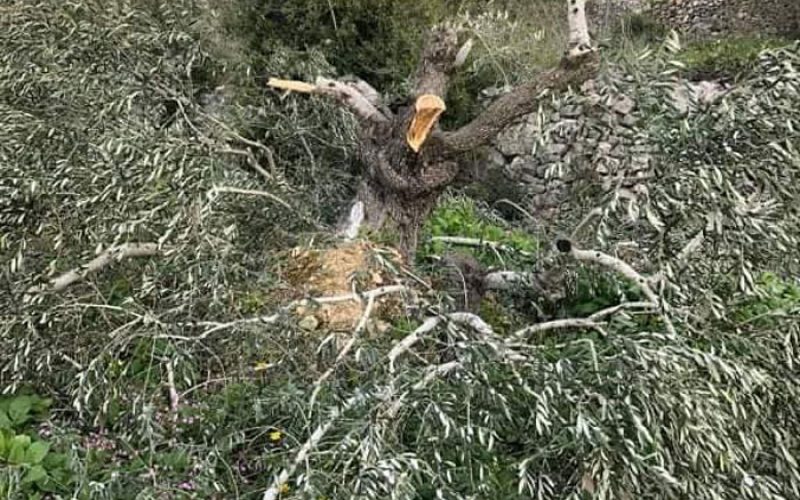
xmin=486 ymin=74 xmax=654 ymax=222
xmin=484 ymin=70 xmax=729 ymax=223
xmin=649 ymin=0 xmax=800 ymax=37
xmin=589 ymin=0 xmax=800 ymax=37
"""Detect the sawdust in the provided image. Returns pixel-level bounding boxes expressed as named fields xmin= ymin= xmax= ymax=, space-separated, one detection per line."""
xmin=282 ymin=242 xmax=406 ymax=332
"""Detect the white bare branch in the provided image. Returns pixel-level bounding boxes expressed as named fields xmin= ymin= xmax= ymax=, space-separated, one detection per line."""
xmin=567 ymin=0 xmax=593 ymax=57
xmin=208 ymin=186 xmax=292 ymax=210
xmin=558 ymin=239 xmax=677 ymax=335
xmin=345 ymin=78 xmax=382 ymax=107
xmin=27 ymin=243 xmax=161 ymax=294
xmin=513 ymin=301 xmax=657 ymax=339
xmin=431 ymin=235 xmax=536 ymax=258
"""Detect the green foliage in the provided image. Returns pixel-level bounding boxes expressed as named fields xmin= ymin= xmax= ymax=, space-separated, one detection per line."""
xmin=4 ymin=1 xmax=800 ymax=499
xmin=734 ymin=272 xmax=800 ymax=326
xmin=0 ymin=395 xmax=72 ymax=498
xmin=420 ymin=197 xmax=538 ymax=267
xmin=678 ymin=36 xmax=792 ymax=80
xmin=221 ymin=0 xmax=449 ymax=93
xmin=561 ymin=269 xmax=644 ymax=317
xmin=0 ymin=395 xmax=50 ymax=432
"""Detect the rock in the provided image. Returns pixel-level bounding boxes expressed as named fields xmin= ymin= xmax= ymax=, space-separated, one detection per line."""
xmin=560 ymin=105 xmax=583 ymax=118
xmin=298 ymin=315 xmax=320 ymax=331
xmin=612 ymin=95 xmax=636 ymax=115
xmin=510 ymin=155 xmax=537 ymax=174
xmin=546 ymin=144 xmax=568 ymax=156
xmin=529 ymin=183 xmax=547 ymax=194
xmin=496 ymin=122 xmax=537 ymax=156
xmin=487 ymin=147 xmax=507 ymax=167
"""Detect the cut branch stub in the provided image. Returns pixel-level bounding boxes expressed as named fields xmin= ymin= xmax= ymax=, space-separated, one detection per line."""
xmin=407 ymin=94 xmax=446 ymax=152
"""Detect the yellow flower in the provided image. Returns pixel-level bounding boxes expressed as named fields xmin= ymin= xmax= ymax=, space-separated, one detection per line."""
xmin=278 ymin=483 xmax=290 ymax=494
xmin=269 ymin=430 xmax=283 ymax=442
xmin=254 ymin=361 xmax=271 ymax=372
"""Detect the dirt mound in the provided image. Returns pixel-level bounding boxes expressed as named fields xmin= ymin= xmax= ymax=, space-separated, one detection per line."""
xmin=282 ymin=242 xmax=407 ymax=332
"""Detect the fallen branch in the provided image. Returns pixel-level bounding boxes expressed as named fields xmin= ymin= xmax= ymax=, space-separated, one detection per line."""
xmin=513 ymin=301 xmax=656 ymax=339
xmin=166 ymin=285 xmax=408 ymax=342
xmin=431 ymin=236 xmax=536 ymax=258
xmin=556 ymin=239 xmax=677 ymax=335
xmin=27 ymin=243 xmax=161 ymax=294
xmin=262 ymin=390 xmax=371 ymax=500
xmin=514 ymin=317 xmax=602 ymax=338
xmin=388 ymin=312 xmax=495 ymax=372
xmin=209 ymin=186 xmax=292 ymax=210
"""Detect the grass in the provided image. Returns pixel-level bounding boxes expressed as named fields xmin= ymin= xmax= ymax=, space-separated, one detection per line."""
xmin=678 ymin=36 xmax=793 ymax=80
xmin=419 ymin=196 xmax=539 ymax=268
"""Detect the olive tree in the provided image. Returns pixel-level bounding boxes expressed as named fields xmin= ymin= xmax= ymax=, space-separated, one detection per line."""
xmin=269 ymin=0 xmax=599 ymax=257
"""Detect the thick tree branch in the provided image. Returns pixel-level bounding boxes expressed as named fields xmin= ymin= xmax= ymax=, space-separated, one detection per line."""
xmin=267 ymin=77 xmax=389 ymax=123
xmin=567 ymin=0 xmax=592 ymax=57
xmin=556 ymin=239 xmax=677 ymax=335
xmin=413 ymin=25 xmax=462 ymax=97
xmin=513 ymin=301 xmax=655 ymax=338
xmin=441 ymin=52 xmax=598 ymax=154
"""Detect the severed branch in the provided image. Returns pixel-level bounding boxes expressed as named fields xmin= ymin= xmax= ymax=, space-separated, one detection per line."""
xmin=387 ymin=312 xmax=494 ymax=373
xmin=413 ymin=25 xmax=463 ymax=97
xmin=263 ymin=309 xmax=485 ymax=500
xmin=513 ymin=301 xmax=655 ymax=338
xmin=163 ymin=285 xmax=408 ymax=342
xmin=267 ymin=76 xmax=389 ymax=123
xmin=567 ymin=0 xmax=593 ymax=57
xmin=27 ymin=243 xmax=161 ymax=294
xmin=431 ymin=235 xmax=536 ymax=258
xmin=555 ymin=239 xmax=677 ymax=335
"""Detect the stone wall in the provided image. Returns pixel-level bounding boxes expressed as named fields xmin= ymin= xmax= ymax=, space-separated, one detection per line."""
xmin=484 ymin=69 xmax=728 ymax=224
xmin=487 ymin=73 xmax=653 ymax=222
xmin=649 ymin=0 xmax=800 ymax=37
xmin=589 ymin=0 xmax=800 ymax=38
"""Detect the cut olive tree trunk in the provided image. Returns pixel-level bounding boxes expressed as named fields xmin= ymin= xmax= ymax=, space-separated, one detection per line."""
xmin=268 ymin=0 xmax=599 ymax=259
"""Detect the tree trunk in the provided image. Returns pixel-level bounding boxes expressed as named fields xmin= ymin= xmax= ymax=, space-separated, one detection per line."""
xmin=351 ymin=110 xmax=460 ymax=258
xmin=270 ymin=1 xmax=599 ymax=260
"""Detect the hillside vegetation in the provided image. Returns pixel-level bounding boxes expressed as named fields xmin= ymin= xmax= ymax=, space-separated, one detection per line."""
xmin=2 ymin=1 xmax=799 ymax=499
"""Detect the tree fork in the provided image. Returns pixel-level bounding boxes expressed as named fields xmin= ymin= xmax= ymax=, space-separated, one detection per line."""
xmin=268 ymin=0 xmax=599 ymax=259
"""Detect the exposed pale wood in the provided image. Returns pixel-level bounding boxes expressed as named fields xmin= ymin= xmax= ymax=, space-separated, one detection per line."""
xmin=407 ymin=94 xmax=446 ymax=152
